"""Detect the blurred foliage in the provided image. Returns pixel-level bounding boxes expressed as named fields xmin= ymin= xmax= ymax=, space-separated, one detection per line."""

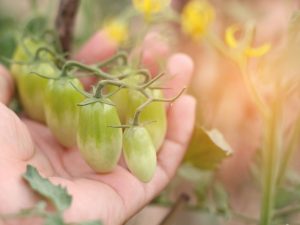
xmin=184 ymin=126 xmax=233 ymax=170
xmin=0 ymin=15 xmax=18 ymax=67
xmin=24 ymin=15 xmax=48 ymax=36
xmin=153 ymin=165 xmax=231 ymax=224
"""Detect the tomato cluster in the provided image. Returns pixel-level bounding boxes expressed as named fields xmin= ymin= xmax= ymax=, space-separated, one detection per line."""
xmin=10 ymin=36 xmax=182 ymax=183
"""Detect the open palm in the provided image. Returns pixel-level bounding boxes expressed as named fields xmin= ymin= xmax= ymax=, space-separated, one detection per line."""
xmin=0 ymin=32 xmax=195 ymax=225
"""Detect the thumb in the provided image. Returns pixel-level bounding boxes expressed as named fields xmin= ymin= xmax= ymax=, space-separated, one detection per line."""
xmin=0 ymin=65 xmax=14 ymax=105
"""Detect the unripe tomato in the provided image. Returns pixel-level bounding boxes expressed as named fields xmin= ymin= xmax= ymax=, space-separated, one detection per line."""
xmin=17 ymin=62 xmax=58 ymax=123
xmin=11 ymin=38 xmax=52 ymax=81
xmin=10 ymin=38 xmax=40 ymax=81
xmin=123 ymin=126 xmax=157 ymax=183
xmin=109 ymin=81 xmax=130 ymax=123
xmin=11 ymin=38 xmax=57 ymax=122
xmin=108 ymin=67 xmax=140 ymax=123
xmin=128 ymin=89 xmax=167 ymax=151
xmin=77 ymin=100 xmax=122 ymax=172
xmin=44 ymin=77 xmax=84 ymax=148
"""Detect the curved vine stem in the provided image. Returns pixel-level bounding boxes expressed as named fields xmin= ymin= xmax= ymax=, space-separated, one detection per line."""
xmin=34 ymin=47 xmax=66 ymax=65
xmin=61 ymin=61 xmax=118 ymax=80
xmin=93 ymin=51 xmax=128 ymax=68
xmin=94 ymin=72 xmax=165 ymax=99
xmin=69 ymin=82 xmax=92 ymax=98
xmin=29 ymin=71 xmax=60 ymax=80
xmin=132 ymin=88 xmax=186 ymax=126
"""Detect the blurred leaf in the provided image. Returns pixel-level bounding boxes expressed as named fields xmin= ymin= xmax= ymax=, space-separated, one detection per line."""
xmin=179 ymin=165 xmax=214 ymax=206
xmin=0 ymin=17 xmax=17 ymax=32
xmin=275 ymin=187 xmax=298 ymax=209
xmin=24 ymin=15 xmax=48 ymax=36
xmin=23 ymin=165 xmax=72 ymax=212
xmin=44 ymin=214 xmax=65 ymax=225
xmin=78 ymin=221 xmax=103 ymax=225
xmin=0 ymin=32 xmax=16 ymax=66
xmin=1 ymin=201 xmax=47 ymax=219
xmin=179 ymin=164 xmax=213 ymax=183
xmin=0 ymin=17 xmax=17 ymax=66
xmin=213 ymin=183 xmax=229 ymax=212
xmin=275 ymin=182 xmax=300 ymax=210
xmin=183 ymin=126 xmax=233 ymax=170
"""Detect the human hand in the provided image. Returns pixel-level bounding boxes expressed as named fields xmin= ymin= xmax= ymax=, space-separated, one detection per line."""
xmin=0 ymin=31 xmax=195 ymax=225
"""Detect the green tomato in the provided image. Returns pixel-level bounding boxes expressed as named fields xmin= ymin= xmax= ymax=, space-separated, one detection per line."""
xmin=17 ymin=62 xmax=58 ymax=123
xmin=11 ymin=38 xmax=50 ymax=81
xmin=123 ymin=126 xmax=157 ymax=183
xmin=109 ymin=84 xmax=130 ymax=123
xmin=128 ymin=89 xmax=167 ymax=151
xmin=44 ymin=77 xmax=84 ymax=148
xmin=108 ymin=67 xmax=140 ymax=123
xmin=11 ymin=38 xmax=57 ymax=123
xmin=77 ymin=100 xmax=122 ymax=172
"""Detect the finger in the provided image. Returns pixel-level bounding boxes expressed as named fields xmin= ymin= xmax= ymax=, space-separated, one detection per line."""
xmin=0 ymin=65 xmax=14 ymax=104
xmin=0 ymin=103 xmax=34 ymax=161
xmin=140 ymin=32 xmax=170 ymax=75
xmin=74 ymin=31 xmax=118 ymax=89
xmin=75 ymin=31 xmax=118 ymax=64
xmin=144 ymin=95 xmax=196 ymax=200
xmin=164 ymin=53 xmax=194 ymax=99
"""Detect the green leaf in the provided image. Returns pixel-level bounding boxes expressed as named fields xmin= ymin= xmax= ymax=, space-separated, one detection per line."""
xmin=44 ymin=213 xmax=65 ymax=225
xmin=24 ymin=16 xmax=48 ymax=36
xmin=178 ymin=165 xmax=214 ymax=206
xmin=0 ymin=32 xmax=16 ymax=66
xmin=23 ymin=165 xmax=72 ymax=212
xmin=78 ymin=220 xmax=103 ymax=225
xmin=0 ymin=201 xmax=47 ymax=220
xmin=213 ymin=182 xmax=230 ymax=214
xmin=178 ymin=164 xmax=213 ymax=183
xmin=183 ymin=126 xmax=233 ymax=170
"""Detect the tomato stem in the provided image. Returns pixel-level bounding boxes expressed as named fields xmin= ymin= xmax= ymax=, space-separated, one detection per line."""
xmin=93 ymin=51 xmax=129 ymax=68
xmin=259 ymin=94 xmax=282 ymax=225
xmin=55 ymin=0 xmax=80 ymax=56
xmin=61 ymin=61 xmax=117 ymax=79
xmin=34 ymin=47 xmax=66 ymax=66
xmin=132 ymin=88 xmax=186 ymax=126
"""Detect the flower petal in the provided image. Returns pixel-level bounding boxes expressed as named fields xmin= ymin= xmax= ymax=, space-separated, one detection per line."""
xmin=245 ymin=43 xmax=271 ymax=57
xmin=225 ymin=25 xmax=239 ymax=48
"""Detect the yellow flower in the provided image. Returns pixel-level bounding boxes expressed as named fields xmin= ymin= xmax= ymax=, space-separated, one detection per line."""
xmin=104 ymin=20 xmax=128 ymax=45
xmin=132 ymin=0 xmax=171 ymax=19
xmin=181 ymin=0 xmax=215 ymax=40
xmin=225 ymin=25 xmax=271 ymax=57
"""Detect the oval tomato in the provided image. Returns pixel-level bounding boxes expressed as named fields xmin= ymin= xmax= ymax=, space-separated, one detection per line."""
xmin=11 ymin=38 xmax=57 ymax=122
xmin=44 ymin=77 xmax=84 ymax=148
xmin=123 ymin=126 xmax=157 ymax=183
xmin=128 ymin=89 xmax=167 ymax=151
xmin=77 ymin=100 xmax=122 ymax=172
xmin=17 ymin=62 xmax=58 ymax=122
